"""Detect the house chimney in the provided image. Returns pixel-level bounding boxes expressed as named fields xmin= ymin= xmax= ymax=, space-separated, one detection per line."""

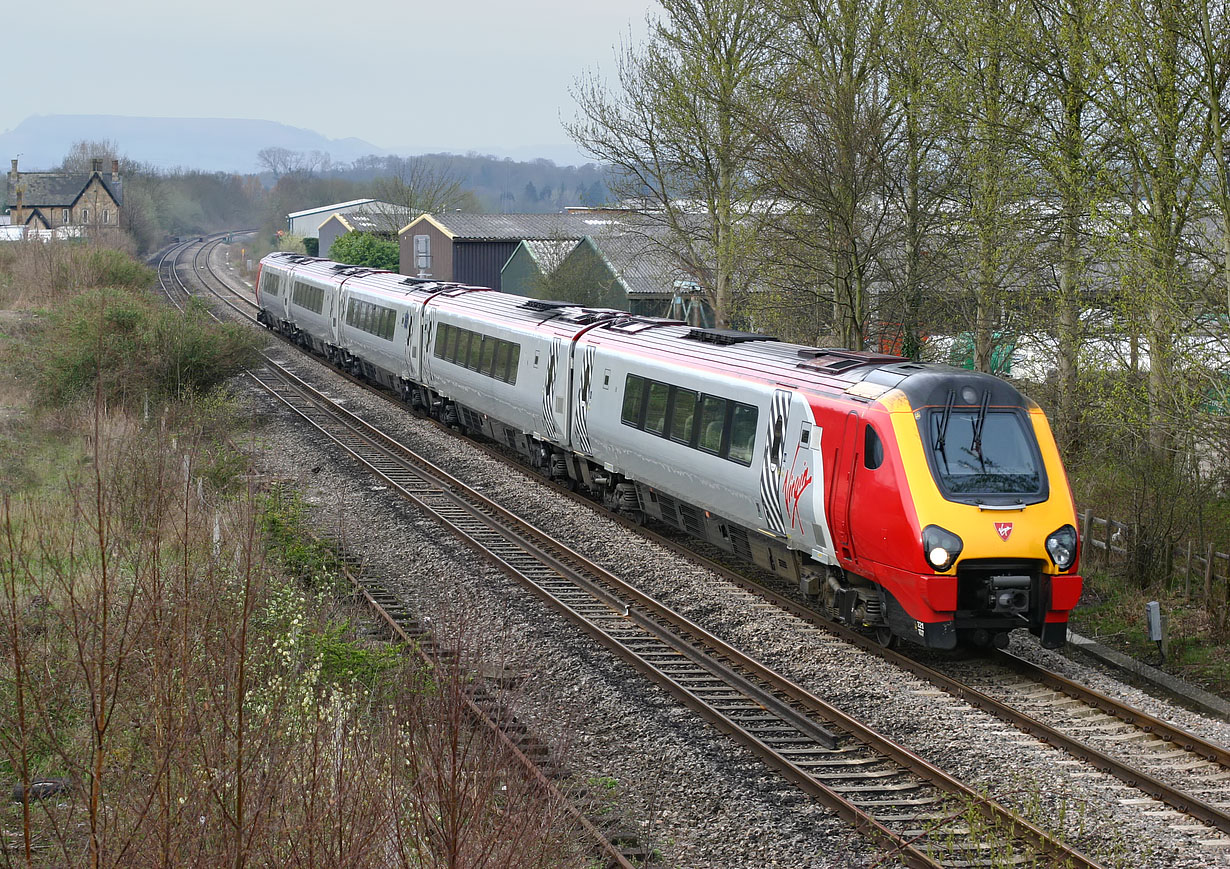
xmin=111 ymin=159 xmax=119 ymax=184
xmin=91 ymin=158 xmax=102 ymax=173
xmin=9 ymin=158 xmax=16 ymax=181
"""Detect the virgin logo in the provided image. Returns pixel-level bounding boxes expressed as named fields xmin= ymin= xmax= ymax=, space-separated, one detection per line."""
xmin=783 ymin=466 xmax=813 ymax=530
xmin=995 ymin=522 xmax=1014 ymax=541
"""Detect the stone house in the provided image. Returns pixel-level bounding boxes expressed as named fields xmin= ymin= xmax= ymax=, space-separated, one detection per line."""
xmin=3 ymin=158 xmax=124 ymax=232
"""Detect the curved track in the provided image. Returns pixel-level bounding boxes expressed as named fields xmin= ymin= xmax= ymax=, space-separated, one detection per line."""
xmin=186 ymin=238 xmax=1230 ymax=841
xmin=157 ymin=238 xmax=641 ymax=868
xmin=167 ymin=238 xmax=1108 ymax=867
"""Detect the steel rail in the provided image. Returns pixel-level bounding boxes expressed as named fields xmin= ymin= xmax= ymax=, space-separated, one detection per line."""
xmin=242 ymin=352 xmax=1101 ymax=869
xmin=195 ymin=247 xmax=1230 ymax=838
xmin=163 ymin=240 xmax=639 ymax=868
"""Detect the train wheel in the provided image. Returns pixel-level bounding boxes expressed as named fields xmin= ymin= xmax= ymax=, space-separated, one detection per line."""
xmin=874 ymin=626 xmax=899 ymax=649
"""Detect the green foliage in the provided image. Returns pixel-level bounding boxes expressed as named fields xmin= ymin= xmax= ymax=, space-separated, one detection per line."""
xmin=83 ymin=247 xmax=155 ymax=289
xmin=33 ymin=289 xmax=261 ymax=408
xmin=259 ymin=486 xmax=345 ymax=590
xmin=312 ymin=622 xmax=405 ymax=691
xmin=303 ymin=236 xmax=320 ymax=257
xmin=329 ymin=231 xmax=399 ymax=270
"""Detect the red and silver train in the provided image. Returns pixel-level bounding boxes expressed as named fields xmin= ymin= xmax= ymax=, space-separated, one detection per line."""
xmin=256 ymin=252 xmax=1082 ymax=650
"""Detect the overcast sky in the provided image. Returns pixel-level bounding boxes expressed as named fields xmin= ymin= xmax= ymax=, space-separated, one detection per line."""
xmin=7 ymin=0 xmax=656 ymax=158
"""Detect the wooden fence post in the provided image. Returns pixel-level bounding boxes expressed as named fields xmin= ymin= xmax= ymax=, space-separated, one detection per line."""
xmin=1185 ymin=540 xmax=1193 ymax=600
xmin=1205 ymin=542 xmax=1216 ymax=604
xmin=1104 ymin=519 xmax=1114 ymax=568
xmin=1081 ymin=509 xmax=1093 ymax=564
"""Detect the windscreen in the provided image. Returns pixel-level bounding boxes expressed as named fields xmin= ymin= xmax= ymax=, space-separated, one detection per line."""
xmin=928 ymin=409 xmax=1042 ymax=495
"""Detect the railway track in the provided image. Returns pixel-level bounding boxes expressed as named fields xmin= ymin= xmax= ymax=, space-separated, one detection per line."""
xmin=188 ymin=241 xmax=1230 ymax=848
xmin=171 ymin=238 xmax=1103 ymax=867
xmin=157 ymin=237 xmax=642 ymax=868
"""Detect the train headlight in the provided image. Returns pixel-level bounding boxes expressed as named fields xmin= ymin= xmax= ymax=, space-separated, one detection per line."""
xmin=1046 ymin=525 xmax=1077 ymax=571
xmin=922 ymin=525 xmax=963 ymax=572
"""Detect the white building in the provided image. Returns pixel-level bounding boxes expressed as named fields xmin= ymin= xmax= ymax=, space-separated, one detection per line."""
xmin=286 ymin=199 xmax=402 ymax=239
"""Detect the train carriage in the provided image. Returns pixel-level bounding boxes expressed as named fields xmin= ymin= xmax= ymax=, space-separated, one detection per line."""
xmin=421 ymin=294 xmax=616 ymax=453
xmin=335 ymin=270 xmax=419 ymax=390
xmin=258 ymin=255 xmax=342 ymax=354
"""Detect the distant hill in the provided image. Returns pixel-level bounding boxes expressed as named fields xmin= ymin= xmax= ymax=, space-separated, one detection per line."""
xmin=0 ymin=114 xmax=595 ymax=173
xmin=0 ymin=115 xmax=388 ymax=173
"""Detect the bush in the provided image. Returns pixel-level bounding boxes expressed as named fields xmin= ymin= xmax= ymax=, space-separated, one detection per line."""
xmin=329 ymin=231 xmax=398 ymax=270
xmin=303 ymin=237 xmax=319 ymax=257
xmin=34 ymin=289 xmax=261 ymax=407
xmin=83 ymin=247 xmax=154 ymax=289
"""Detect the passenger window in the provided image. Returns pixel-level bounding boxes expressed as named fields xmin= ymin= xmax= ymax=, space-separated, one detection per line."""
xmin=644 ymin=382 xmax=670 ymax=435
xmin=506 ymin=344 xmax=520 ymax=384
xmin=479 ymin=336 xmax=497 ymax=373
xmin=452 ymin=329 xmax=468 ymax=364
xmin=492 ymin=341 xmax=509 ymax=379
xmin=467 ymin=333 xmax=484 ymax=370
xmin=622 ymin=375 xmax=645 ymax=425
xmin=698 ymin=396 xmax=727 ymax=454
xmin=729 ymin=403 xmax=758 ymax=465
xmin=670 ymin=389 xmax=698 ymax=444
xmin=864 ymin=424 xmax=884 ymax=470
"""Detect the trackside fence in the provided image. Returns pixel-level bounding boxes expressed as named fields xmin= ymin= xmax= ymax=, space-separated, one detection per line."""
xmin=1079 ymin=508 xmax=1230 ymax=610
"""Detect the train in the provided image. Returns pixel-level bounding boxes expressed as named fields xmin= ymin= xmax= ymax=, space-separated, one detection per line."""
xmin=255 ymin=252 xmax=1082 ymax=650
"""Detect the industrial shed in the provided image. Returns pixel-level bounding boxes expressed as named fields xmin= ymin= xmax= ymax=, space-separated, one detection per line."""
xmin=318 ymin=209 xmax=410 ymax=258
xmin=499 ymin=238 xmax=580 ymax=297
xmin=286 ymin=199 xmax=404 ymax=239
xmin=551 ymin=234 xmax=713 ymax=325
xmin=398 ymin=212 xmax=592 ymax=290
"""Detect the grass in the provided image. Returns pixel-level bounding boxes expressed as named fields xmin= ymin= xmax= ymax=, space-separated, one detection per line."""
xmin=1069 ymin=567 xmax=1230 ymax=696
xmin=0 ymin=242 xmax=588 ymax=866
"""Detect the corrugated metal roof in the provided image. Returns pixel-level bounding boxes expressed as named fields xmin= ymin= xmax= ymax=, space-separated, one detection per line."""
xmin=586 ymin=233 xmax=692 ymax=297
xmin=520 ymin=239 xmax=579 ymax=272
xmin=320 ymin=211 xmax=389 ymax=234
xmin=287 ymin=198 xmax=377 ymax=219
xmin=406 ymin=212 xmax=592 ymax=241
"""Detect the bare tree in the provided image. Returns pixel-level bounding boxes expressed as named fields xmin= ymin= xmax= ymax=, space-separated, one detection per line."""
xmin=751 ymin=0 xmax=897 ymax=349
xmin=368 ymin=156 xmax=471 ymax=232
xmin=257 ymin=147 xmax=332 ymax=180
xmin=569 ymin=0 xmax=776 ymax=328
xmin=59 ymin=139 xmax=125 ymax=172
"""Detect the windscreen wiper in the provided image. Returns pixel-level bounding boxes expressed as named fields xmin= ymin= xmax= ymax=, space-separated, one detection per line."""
xmin=971 ymin=389 xmax=991 ymax=470
xmin=935 ymin=390 xmax=955 ymax=471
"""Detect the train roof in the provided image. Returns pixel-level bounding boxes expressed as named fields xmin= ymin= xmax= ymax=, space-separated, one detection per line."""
xmin=259 ymin=253 xmax=1030 ymax=409
xmin=576 ymin=320 xmax=1032 ymax=410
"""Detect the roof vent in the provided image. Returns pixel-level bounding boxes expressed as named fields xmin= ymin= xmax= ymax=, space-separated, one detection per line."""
xmin=683 ymin=328 xmax=777 ymax=346
xmin=797 ymin=348 xmax=904 ymax=373
xmin=606 ymin=316 xmax=681 ymax=334
xmin=520 ymin=299 xmax=575 ymax=312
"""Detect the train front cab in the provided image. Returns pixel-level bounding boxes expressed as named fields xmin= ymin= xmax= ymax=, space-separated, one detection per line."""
xmin=853 ymin=377 xmax=1082 ymax=650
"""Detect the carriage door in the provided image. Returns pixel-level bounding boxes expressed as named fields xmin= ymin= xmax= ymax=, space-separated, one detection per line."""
xmin=538 ymin=336 xmax=569 ymax=445
xmin=404 ymin=308 xmax=418 ymax=381
xmin=828 ymin=411 xmax=861 ymax=562
xmin=420 ymin=307 xmax=438 ymax=386
xmin=795 ymin=416 xmax=837 ymax=564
